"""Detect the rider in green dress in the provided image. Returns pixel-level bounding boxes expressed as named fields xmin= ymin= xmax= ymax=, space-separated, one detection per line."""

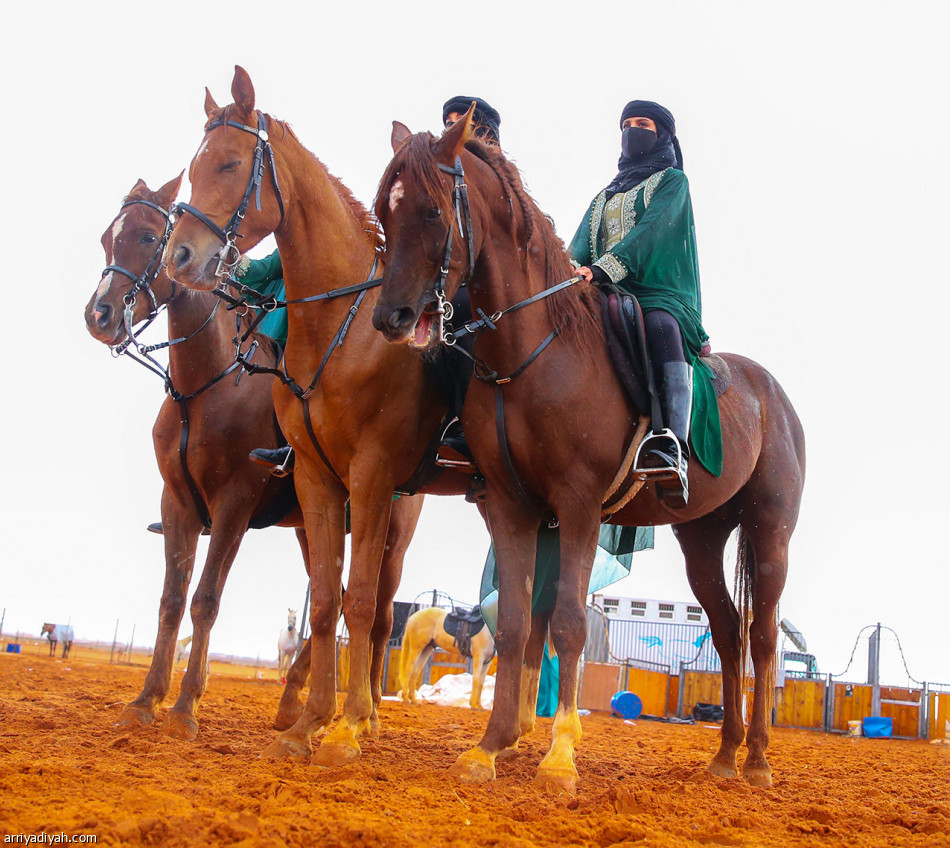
xmin=570 ymin=100 xmax=715 ymax=508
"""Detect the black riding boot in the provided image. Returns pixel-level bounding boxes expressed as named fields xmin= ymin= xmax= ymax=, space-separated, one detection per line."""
xmin=437 ymin=418 xmax=475 ymax=468
xmin=645 ymin=362 xmax=692 ymax=508
xmin=249 ymin=445 xmax=295 ymax=477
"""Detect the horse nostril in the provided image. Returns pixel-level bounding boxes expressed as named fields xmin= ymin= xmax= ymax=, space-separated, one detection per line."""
xmin=173 ymin=244 xmax=192 ymax=268
xmin=96 ymin=302 xmax=113 ymax=327
xmin=391 ymin=307 xmax=416 ymax=329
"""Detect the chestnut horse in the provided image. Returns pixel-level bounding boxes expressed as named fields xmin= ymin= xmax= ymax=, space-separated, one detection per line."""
xmin=372 ymin=110 xmax=806 ymax=792
xmin=162 ymin=67 xmax=473 ymax=765
xmin=86 ymin=177 xmax=424 ymax=737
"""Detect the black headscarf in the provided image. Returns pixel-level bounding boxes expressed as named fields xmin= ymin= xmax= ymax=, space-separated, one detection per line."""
xmin=442 ymin=96 xmax=501 ymax=144
xmin=604 ymin=100 xmax=683 ymax=197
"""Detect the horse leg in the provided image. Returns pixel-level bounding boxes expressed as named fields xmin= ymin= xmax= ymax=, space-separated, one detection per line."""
xmin=263 ymin=469 xmax=347 ymax=761
xmin=164 ymin=512 xmax=246 ymax=740
xmin=741 ymin=525 xmax=790 ymax=788
xmin=119 ymin=496 xmax=201 ymax=728
xmin=673 ymin=515 xmax=744 ymax=779
xmin=518 ymin=612 xmax=550 ymax=733
xmin=449 ymin=501 xmax=538 ymax=784
xmin=369 ymin=495 xmax=423 ymax=734
xmin=534 ymin=514 xmax=600 ymax=796
xmin=274 ymin=528 xmax=311 ymax=731
xmin=314 ymin=485 xmax=398 ymax=767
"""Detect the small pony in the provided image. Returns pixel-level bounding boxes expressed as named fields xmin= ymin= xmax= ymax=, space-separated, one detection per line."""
xmin=277 ymin=610 xmax=298 ymax=682
xmin=399 ymin=607 xmax=495 ymax=710
xmin=41 ymin=623 xmax=74 ymax=659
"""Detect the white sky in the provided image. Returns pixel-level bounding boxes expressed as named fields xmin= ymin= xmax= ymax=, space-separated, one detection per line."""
xmin=2 ymin=0 xmax=947 ymax=687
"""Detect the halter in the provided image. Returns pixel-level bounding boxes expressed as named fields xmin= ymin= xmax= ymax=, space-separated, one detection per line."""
xmin=173 ymin=111 xmax=286 ymax=279
xmin=100 ymin=198 xmax=175 ymax=339
xmin=428 ymin=156 xmax=476 ymax=336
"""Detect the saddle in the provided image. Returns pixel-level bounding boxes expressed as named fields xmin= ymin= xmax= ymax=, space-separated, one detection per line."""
xmin=442 ymin=606 xmax=486 ymax=658
xmin=600 ymin=285 xmax=732 ymax=411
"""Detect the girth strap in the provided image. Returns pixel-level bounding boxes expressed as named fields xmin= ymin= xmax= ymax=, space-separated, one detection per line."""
xmin=177 ymin=398 xmax=213 ymax=530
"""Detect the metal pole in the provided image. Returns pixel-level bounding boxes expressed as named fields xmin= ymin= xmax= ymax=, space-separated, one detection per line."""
xmin=676 ymin=661 xmax=686 ymax=718
xmin=868 ymin=622 xmax=881 ymax=717
xmin=920 ymin=682 xmax=930 ymax=740
xmin=297 ymin=580 xmax=311 ymax=659
xmin=0 ymin=607 xmax=5 ymax=640
xmin=110 ymin=619 xmax=120 ymax=665
xmin=128 ymin=624 xmax=136 ymax=664
xmin=823 ymin=673 xmax=835 ymax=733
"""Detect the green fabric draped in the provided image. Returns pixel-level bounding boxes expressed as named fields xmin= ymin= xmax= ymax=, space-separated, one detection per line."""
xmin=237 ymin=250 xmax=288 ymax=347
xmin=569 ymin=169 xmax=722 ymax=476
xmin=478 ymin=523 xmax=654 ymax=635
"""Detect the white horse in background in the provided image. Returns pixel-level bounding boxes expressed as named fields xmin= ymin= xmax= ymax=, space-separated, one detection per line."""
xmin=277 ymin=609 xmax=298 ymax=682
xmin=41 ymin=623 xmax=75 ymax=659
xmin=175 ymin=635 xmax=193 ymax=665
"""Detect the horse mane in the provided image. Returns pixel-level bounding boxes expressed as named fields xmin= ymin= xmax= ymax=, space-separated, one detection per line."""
xmin=377 ymin=133 xmax=600 ymax=345
xmin=207 ymin=105 xmax=384 ymax=251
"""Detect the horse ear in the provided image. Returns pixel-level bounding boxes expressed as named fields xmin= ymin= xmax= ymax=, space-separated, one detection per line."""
xmin=127 ymin=178 xmax=149 ymax=199
xmin=231 ymin=65 xmax=256 ymax=116
xmin=204 ymin=88 xmax=219 ymax=118
xmin=436 ymin=102 xmax=475 ymax=160
xmin=157 ymin=172 xmax=184 ymax=207
xmin=391 ymin=121 xmax=412 ymax=152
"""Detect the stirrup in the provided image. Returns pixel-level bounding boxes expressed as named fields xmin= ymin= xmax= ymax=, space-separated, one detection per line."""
xmin=633 ymin=429 xmax=685 ymax=481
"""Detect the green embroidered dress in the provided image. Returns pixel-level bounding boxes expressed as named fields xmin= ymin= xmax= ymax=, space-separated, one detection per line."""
xmin=569 ymin=168 xmax=722 ymax=475
xmin=236 ymin=250 xmax=288 ymax=347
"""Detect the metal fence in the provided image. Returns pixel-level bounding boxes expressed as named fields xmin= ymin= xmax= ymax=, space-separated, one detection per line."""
xmin=590 ymin=616 xmax=719 ymax=673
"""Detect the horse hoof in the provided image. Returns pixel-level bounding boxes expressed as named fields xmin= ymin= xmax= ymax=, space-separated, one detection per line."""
xmin=163 ymin=711 xmax=199 ymax=741
xmin=519 ymin=721 xmax=536 ymax=737
xmin=261 ymin=735 xmax=311 ymax=762
xmin=448 ymin=748 xmax=495 ymax=784
xmin=743 ymin=765 xmax=773 ymax=788
xmin=272 ymin=702 xmax=304 ymax=732
xmin=312 ymin=739 xmax=361 ymax=768
xmin=534 ymin=766 xmax=578 ymax=796
xmin=117 ymin=704 xmax=155 ymax=728
xmin=707 ymin=757 xmax=738 ymax=780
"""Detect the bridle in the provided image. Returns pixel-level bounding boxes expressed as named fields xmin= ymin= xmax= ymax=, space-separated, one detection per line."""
xmin=100 ymin=198 xmax=175 ymax=345
xmin=173 ymin=111 xmax=286 ymax=279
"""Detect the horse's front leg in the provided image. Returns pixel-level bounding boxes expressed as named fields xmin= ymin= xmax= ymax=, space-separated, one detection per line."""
xmin=368 ymin=495 xmax=423 ymax=733
xmin=313 ymin=477 xmax=398 ymax=767
xmin=274 ymin=528 xmax=311 ymax=730
xmin=449 ymin=497 xmax=538 ymax=784
xmin=263 ymin=465 xmax=346 ymax=760
xmin=119 ymin=493 xmax=201 ymax=729
xmin=518 ymin=612 xmax=550 ymax=734
xmin=164 ymin=509 xmax=247 ymax=741
xmin=534 ymin=512 xmax=600 ymax=796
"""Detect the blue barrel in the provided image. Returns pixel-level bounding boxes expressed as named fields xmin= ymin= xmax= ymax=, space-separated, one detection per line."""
xmin=610 ymin=690 xmax=642 ymax=719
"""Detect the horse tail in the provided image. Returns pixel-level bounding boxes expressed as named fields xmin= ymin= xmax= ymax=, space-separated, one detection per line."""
xmin=733 ymin=528 xmax=756 ymax=716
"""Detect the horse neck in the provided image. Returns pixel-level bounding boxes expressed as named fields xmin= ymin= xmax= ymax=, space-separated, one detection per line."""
xmin=272 ymin=143 xmax=383 ymax=360
xmin=164 ymin=287 xmax=237 ymax=393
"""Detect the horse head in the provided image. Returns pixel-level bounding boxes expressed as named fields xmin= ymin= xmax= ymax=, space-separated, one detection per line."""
xmin=86 ymin=174 xmax=182 ymax=345
xmin=372 ymin=105 xmax=477 ymax=349
xmin=164 ymin=66 xmax=285 ymax=291
xmin=41 ymin=623 xmax=54 ymax=639
xmin=287 ymin=609 xmax=297 ymax=631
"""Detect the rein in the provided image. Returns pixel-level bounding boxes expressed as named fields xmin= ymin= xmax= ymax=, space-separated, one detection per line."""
xmin=173 ymin=111 xmax=286 ymax=280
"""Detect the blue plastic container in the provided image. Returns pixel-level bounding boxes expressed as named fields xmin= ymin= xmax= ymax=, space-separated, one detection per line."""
xmin=5 ymin=643 xmax=21 ymax=653
xmin=610 ymin=690 xmax=643 ymax=719
xmin=862 ymin=716 xmax=893 ymax=738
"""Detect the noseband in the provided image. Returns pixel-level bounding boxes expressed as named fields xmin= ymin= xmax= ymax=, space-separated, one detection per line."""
xmin=173 ymin=111 xmax=286 ymax=279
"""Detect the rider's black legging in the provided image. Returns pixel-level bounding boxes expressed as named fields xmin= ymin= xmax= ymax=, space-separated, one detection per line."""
xmin=644 ymin=309 xmax=686 ymax=378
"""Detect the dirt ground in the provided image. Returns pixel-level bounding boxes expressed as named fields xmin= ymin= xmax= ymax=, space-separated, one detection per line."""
xmin=1 ymin=647 xmax=948 ymax=847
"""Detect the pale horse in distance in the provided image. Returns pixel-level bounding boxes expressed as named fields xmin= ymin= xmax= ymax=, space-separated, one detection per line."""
xmin=175 ymin=635 xmax=193 ymax=666
xmin=278 ymin=610 xmax=298 ymax=682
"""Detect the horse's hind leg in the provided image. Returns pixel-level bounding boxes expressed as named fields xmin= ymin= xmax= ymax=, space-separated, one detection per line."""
xmin=275 ymin=528 xmax=311 ymax=731
xmin=674 ymin=514 xmax=744 ymax=779
xmin=119 ymin=495 xmax=201 ymax=729
xmin=740 ymin=523 xmax=790 ymax=788
xmin=164 ymin=513 xmax=246 ymax=741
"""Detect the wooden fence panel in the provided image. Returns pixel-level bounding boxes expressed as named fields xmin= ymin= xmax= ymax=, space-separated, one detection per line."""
xmin=622 ymin=667 xmax=670 ymax=717
xmin=775 ymin=679 xmax=825 ymax=729
xmin=681 ymin=671 xmax=722 ymax=716
xmin=832 ymin=683 xmax=872 ymax=731
xmin=880 ymin=686 xmax=920 ymax=738
xmin=579 ymin=662 xmax=624 ymax=711
xmin=930 ymin=692 xmax=950 ymax=740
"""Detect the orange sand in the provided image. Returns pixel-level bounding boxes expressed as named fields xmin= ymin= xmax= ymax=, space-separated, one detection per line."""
xmin=0 ymin=648 xmax=947 ymax=847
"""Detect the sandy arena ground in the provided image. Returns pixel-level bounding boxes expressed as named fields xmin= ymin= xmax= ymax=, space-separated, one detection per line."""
xmin=1 ymin=646 xmax=948 ymax=847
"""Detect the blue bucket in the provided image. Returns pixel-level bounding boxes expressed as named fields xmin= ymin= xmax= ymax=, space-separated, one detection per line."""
xmin=862 ymin=716 xmax=893 ymax=738
xmin=610 ymin=690 xmax=643 ymax=719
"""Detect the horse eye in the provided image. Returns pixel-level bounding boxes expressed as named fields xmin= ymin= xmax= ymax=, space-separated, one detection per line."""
xmin=220 ymin=160 xmax=241 ymax=173
xmin=426 ymin=207 xmax=442 ymax=221
xmin=141 ymin=233 xmax=157 ymax=245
